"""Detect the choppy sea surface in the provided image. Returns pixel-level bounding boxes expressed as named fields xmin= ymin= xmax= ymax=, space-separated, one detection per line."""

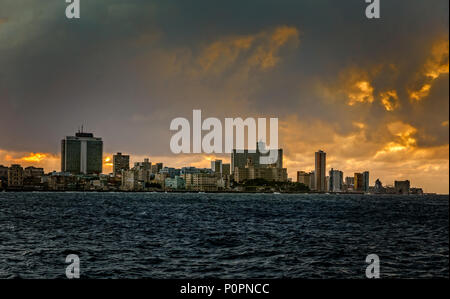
xmin=0 ymin=192 xmax=448 ymax=279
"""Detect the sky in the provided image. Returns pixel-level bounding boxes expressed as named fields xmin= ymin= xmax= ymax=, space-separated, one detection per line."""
xmin=0 ymin=0 xmax=448 ymax=193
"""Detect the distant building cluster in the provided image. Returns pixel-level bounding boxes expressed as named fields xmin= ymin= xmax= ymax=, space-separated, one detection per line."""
xmin=295 ymin=150 xmax=424 ymax=195
xmin=0 ymin=130 xmax=424 ymax=194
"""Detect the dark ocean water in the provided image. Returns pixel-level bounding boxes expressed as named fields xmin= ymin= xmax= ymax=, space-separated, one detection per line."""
xmin=0 ymin=192 xmax=448 ymax=279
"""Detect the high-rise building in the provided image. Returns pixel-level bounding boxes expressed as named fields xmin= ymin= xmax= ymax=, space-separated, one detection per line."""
xmin=113 ymin=152 xmax=130 ymax=176
xmin=354 ymin=173 xmax=364 ymax=191
xmin=362 ymin=171 xmax=370 ymax=192
xmin=315 ymin=150 xmax=326 ymax=191
xmin=61 ymin=131 xmax=103 ymax=174
xmin=329 ymin=168 xmax=343 ymax=192
xmin=354 ymin=171 xmax=369 ymax=192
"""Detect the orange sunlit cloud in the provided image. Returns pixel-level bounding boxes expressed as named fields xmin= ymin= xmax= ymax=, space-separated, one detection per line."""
xmin=409 ymin=38 xmax=449 ymax=101
xmin=347 ymin=81 xmax=375 ymax=106
xmin=380 ymin=90 xmax=399 ymax=111
xmin=197 ymin=25 xmax=300 ymax=75
xmin=21 ymin=153 xmax=48 ymax=163
xmin=0 ymin=149 xmax=60 ymax=171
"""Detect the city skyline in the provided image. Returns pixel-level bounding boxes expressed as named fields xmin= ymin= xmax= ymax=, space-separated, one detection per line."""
xmin=0 ymin=0 xmax=448 ymax=193
xmin=0 ymin=129 xmax=431 ymax=194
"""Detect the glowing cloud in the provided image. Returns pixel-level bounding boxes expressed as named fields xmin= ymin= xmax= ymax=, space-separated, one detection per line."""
xmin=196 ymin=25 xmax=300 ymax=75
xmin=409 ymin=84 xmax=432 ymax=101
xmin=347 ymin=81 xmax=375 ymax=106
xmin=380 ymin=90 xmax=399 ymax=111
xmin=409 ymin=38 xmax=449 ymax=101
xmin=20 ymin=153 xmax=48 ymax=163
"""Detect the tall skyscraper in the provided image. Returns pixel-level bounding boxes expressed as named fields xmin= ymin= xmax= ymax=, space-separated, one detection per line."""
xmin=362 ymin=171 xmax=370 ymax=192
xmin=354 ymin=173 xmax=364 ymax=191
xmin=61 ymin=131 xmax=103 ymax=174
xmin=354 ymin=171 xmax=369 ymax=192
xmin=113 ymin=152 xmax=130 ymax=176
xmin=315 ymin=150 xmax=326 ymax=191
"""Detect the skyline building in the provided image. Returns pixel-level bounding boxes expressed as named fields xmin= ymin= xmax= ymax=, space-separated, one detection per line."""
xmin=61 ymin=131 xmax=103 ymax=175
xmin=113 ymin=152 xmax=130 ymax=176
xmin=231 ymin=142 xmax=283 ymax=172
xmin=8 ymin=164 xmax=24 ymax=189
xmin=297 ymin=171 xmax=311 ymax=187
xmin=211 ymin=160 xmax=223 ymax=174
xmin=315 ymin=150 xmax=326 ymax=192
xmin=363 ymin=171 xmax=370 ymax=192
xmin=329 ymin=168 xmax=344 ymax=192
xmin=354 ymin=173 xmax=364 ymax=191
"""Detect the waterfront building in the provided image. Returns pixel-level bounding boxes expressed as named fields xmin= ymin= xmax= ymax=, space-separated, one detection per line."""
xmin=134 ymin=158 xmax=151 ymax=171
xmin=8 ymin=164 xmax=24 ymax=189
xmin=233 ymin=156 xmax=288 ymax=183
xmin=363 ymin=171 xmax=370 ymax=192
xmin=211 ymin=160 xmax=223 ymax=174
xmin=222 ymin=164 xmax=231 ymax=176
xmin=121 ymin=169 xmax=143 ymax=191
xmin=0 ymin=165 xmax=8 ymax=180
xmin=309 ymin=171 xmax=315 ymax=190
xmin=374 ymin=179 xmax=384 ymax=193
xmin=151 ymin=163 xmax=163 ymax=174
xmin=113 ymin=153 xmax=130 ymax=176
xmin=315 ymin=150 xmax=326 ymax=191
xmin=184 ymin=173 xmax=218 ymax=191
xmin=165 ymin=176 xmax=186 ymax=190
xmin=329 ymin=169 xmax=343 ymax=192
xmin=231 ymin=142 xmax=283 ymax=173
xmin=297 ymin=171 xmax=311 ymax=187
xmin=61 ymin=131 xmax=103 ymax=174
xmin=395 ymin=180 xmax=410 ymax=195
xmin=354 ymin=173 xmax=364 ymax=191
xmin=345 ymin=176 xmax=355 ymax=187
xmin=159 ymin=167 xmax=181 ymax=178
xmin=24 ymin=166 xmax=44 ymax=178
